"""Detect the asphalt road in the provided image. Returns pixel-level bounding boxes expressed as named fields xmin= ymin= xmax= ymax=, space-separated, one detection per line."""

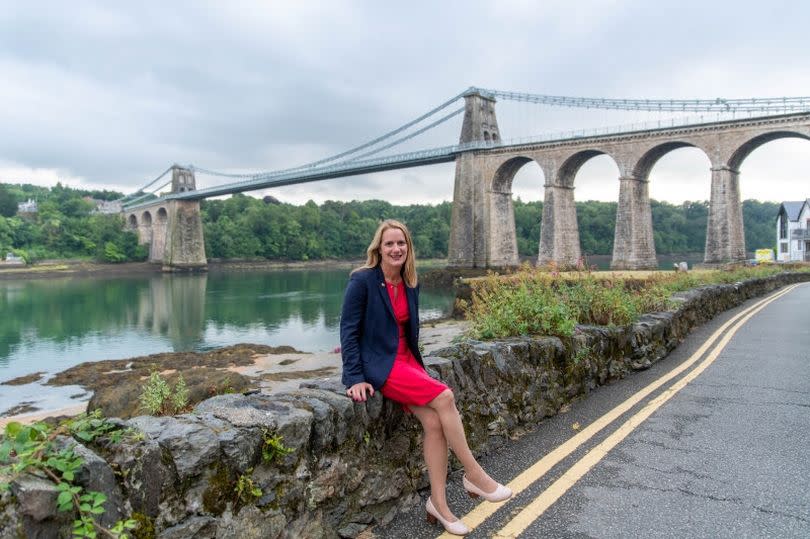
xmin=376 ymin=282 xmax=810 ymax=538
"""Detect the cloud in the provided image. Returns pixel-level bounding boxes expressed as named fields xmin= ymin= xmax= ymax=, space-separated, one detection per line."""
xmin=0 ymin=0 xmax=808 ymax=205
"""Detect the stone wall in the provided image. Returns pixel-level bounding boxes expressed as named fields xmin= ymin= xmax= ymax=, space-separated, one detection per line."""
xmin=3 ymin=273 xmax=809 ymax=539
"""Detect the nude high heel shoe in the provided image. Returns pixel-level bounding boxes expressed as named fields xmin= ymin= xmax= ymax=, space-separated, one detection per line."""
xmin=425 ymin=497 xmax=470 ymax=536
xmin=463 ymin=475 xmax=513 ymax=502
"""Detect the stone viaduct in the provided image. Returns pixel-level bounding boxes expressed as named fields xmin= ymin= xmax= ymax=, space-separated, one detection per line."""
xmin=124 ymin=92 xmax=810 ymax=271
xmin=448 ymin=91 xmax=810 ymax=269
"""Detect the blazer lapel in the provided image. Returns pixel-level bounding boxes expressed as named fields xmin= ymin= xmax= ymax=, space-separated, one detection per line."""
xmin=374 ymin=266 xmax=396 ymax=320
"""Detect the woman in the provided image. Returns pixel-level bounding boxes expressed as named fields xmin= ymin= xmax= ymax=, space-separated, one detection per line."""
xmin=340 ymin=219 xmax=511 ymax=536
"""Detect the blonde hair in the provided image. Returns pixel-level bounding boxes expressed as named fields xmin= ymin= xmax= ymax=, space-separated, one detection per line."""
xmin=352 ymin=219 xmax=418 ymax=287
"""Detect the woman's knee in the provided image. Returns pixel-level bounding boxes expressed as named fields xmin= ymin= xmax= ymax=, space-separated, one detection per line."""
xmin=431 ymin=389 xmax=456 ymax=410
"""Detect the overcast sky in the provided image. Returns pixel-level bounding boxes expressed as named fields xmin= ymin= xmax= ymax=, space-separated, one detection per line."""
xmin=1 ymin=0 xmax=808 ymax=206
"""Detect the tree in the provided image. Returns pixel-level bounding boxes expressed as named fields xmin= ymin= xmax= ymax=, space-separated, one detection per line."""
xmin=0 ymin=185 xmax=17 ymax=217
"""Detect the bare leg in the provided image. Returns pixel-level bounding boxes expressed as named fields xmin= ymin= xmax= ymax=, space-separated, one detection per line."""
xmin=410 ymin=405 xmax=459 ymax=522
xmin=426 ymin=389 xmax=498 ymax=493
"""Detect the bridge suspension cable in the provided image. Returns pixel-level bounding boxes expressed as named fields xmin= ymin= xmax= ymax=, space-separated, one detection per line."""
xmin=479 ymin=87 xmax=810 ymax=113
xmin=349 ymin=106 xmax=464 ymax=161
xmin=189 ymin=90 xmax=467 ymax=180
xmin=117 ymin=165 xmax=173 ymax=202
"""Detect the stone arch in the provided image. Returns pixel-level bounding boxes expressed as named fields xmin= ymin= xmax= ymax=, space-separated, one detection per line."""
xmin=490 ymin=156 xmax=537 ymax=193
xmin=484 ymin=131 xmax=491 ymax=142
xmin=632 ymin=141 xmax=704 ymax=180
xmin=156 ymin=207 xmax=168 ymax=223
xmin=128 ymin=214 xmax=138 ymax=229
xmin=728 ymin=130 xmax=810 ymax=171
xmin=480 ymin=156 xmax=545 ymax=267
xmin=141 ymin=211 xmax=152 ymax=227
xmin=557 ymin=149 xmax=617 ymax=188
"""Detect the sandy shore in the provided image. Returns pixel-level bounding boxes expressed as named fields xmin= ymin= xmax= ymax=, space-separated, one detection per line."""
xmin=0 ymin=403 xmax=88 ymax=429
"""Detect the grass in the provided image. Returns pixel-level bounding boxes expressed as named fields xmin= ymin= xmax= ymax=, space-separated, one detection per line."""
xmin=462 ymin=263 xmax=809 ymax=340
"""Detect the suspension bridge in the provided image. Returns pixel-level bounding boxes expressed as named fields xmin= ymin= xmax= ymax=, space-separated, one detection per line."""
xmin=119 ymin=87 xmax=810 ymax=270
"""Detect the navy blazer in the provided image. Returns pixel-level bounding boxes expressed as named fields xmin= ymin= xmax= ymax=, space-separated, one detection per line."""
xmin=340 ymin=265 xmax=423 ymax=390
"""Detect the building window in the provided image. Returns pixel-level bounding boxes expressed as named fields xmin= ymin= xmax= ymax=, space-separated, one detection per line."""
xmin=780 ymin=242 xmax=788 ymax=253
xmin=798 ymin=241 xmax=803 ymax=251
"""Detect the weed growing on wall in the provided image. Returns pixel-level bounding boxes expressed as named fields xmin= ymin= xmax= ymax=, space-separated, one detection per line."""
xmin=0 ymin=411 xmax=139 ymax=538
xmin=261 ymin=430 xmax=294 ymax=463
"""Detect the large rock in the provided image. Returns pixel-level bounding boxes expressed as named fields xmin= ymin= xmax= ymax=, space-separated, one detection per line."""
xmin=67 ymin=441 xmax=126 ymax=526
xmin=108 ymin=438 xmax=174 ymax=517
xmin=10 ymin=475 xmax=58 ymax=522
xmin=127 ymin=415 xmax=220 ymax=482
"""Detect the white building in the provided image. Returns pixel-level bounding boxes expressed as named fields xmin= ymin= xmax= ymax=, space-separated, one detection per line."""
xmin=92 ymin=200 xmax=123 ymax=214
xmin=17 ymin=199 xmax=37 ymax=213
xmin=776 ymin=199 xmax=810 ymax=262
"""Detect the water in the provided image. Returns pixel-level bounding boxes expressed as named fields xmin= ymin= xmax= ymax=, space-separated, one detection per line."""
xmin=0 ymin=267 xmax=456 ymax=413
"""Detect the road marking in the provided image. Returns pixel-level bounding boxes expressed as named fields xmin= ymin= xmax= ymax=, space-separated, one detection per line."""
xmin=435 ymin=283 xmax=798 ymax=539
xmin=491 ymin=283 xmax=798 ymax=538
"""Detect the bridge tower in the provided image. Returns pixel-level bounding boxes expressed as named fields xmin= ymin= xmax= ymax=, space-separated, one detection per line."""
xmin=448 ymin=89 xmax=518 ymax=268
xmin=162 ymin=165 xmax=206 ymax=270
xmin=171 ymin=164 xmax=197 ymax=193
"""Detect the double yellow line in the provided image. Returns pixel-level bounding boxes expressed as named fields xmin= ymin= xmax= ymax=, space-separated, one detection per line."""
xmin=437 ymin=283 xmax=800 ymax=539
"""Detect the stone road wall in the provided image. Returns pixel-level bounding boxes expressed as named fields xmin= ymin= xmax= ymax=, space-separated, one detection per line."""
xmin=3 ymin=272 xmax=808 ymax=539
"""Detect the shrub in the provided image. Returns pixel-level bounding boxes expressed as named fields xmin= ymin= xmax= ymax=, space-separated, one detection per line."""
xmin=464 ymin=265 xmax=807 ymax=340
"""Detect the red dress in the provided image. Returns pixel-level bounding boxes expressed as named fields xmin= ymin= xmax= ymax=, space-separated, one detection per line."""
xmin=380 ymin=281 xmax=448 ymax=408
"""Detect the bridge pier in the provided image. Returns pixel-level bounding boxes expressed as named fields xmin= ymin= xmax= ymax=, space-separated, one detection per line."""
xmin=704 ymin=165 xmax=745 ymax=264
xmin=538 ymin=182 xmax=581 ymax=268
xmin=448 ymin=153 xmax=487 ymax=267
xmin=448 ymin=89 xmax=514 ymax=268
xmin=162 ymin=200 xmax=207 ymax=271
xmin=611 ymin=175 xmax=657 ymax=269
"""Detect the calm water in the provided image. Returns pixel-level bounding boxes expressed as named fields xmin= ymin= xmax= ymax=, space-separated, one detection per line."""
xmin=0 ymin=268 xmax=455 ymax=413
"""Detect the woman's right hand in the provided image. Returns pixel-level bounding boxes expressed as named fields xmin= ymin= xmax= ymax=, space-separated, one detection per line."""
xmin=347 ymin=382 xmax=375 ymax=402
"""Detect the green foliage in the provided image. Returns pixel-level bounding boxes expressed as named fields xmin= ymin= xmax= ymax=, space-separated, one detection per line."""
xmin=464 ymin=265 xmax=801 ymax=340
xmin=138 ymin=372 xmax=189 ymax=416
xmin=234 ymin=469 xmax=262 ymax=504
xmin=462 ymin=270 xmax=578 ymax=339
xmin=0 ymin=181 xmax=784 ymax=263
xmin=0 ymin=183 xmax=146 ymax=263
xmin=261 ymin=430 xmax=293 ymax=463
xmin=0 ymin=184 xmax=17 ymax=217
xmin=103 ymin=242 xmax=127 ymax=263
xmin=743 ymin=200 xmax=780 ymax=250
xmin=0 ymin=413 xmax=138 ymax=538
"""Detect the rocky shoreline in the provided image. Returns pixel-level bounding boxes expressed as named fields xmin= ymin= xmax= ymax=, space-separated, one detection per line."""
xmin=0 ymin=320 xmax=467 ymax=425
